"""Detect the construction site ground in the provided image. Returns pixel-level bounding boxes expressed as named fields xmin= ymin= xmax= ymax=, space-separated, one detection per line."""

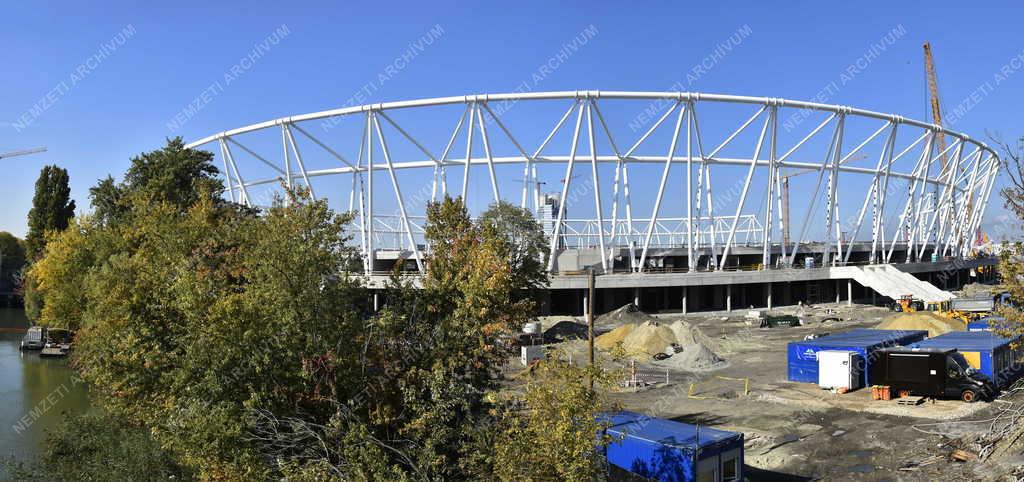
xmin=518 ymin=302 xmax=1024 ymax=481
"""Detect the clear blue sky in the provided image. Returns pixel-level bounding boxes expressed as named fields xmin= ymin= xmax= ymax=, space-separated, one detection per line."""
xmin=3 ymin=1 xmax=1022 ymax=240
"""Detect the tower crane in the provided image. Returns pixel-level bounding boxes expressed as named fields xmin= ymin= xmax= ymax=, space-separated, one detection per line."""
xmin=0 ymin=147 xmax=46 ymax=160
xmin=923 ymin=42 xmax=948 ymax=171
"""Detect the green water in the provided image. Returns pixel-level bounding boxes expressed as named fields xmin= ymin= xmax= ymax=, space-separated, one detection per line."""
xmin=0 ymin=309 xmax=89 ymax=462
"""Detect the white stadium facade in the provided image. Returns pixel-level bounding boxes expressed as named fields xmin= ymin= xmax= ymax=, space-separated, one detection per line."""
xmin=186 ymin=91 xmax=999 ymax=315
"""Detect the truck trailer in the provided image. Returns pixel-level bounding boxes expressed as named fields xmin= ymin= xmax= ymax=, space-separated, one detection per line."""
xmin=869 ymin=348 xmax=997 ymax=402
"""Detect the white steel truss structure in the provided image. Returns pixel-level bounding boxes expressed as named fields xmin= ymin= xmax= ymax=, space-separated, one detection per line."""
xmin=185 ymin=91 xmax=1000 ymax=275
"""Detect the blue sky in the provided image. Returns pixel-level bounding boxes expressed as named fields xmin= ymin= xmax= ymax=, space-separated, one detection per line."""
xmin=3 ymin=1 xmax=1022 ymax=241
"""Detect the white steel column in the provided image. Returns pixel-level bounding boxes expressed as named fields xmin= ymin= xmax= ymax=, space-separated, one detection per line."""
xmin=218 ymin=140 xmax=237 ymax=203
xmin=220 ymin=139 xmax=251 ymax=206
xmin=365 ymin=113 xmax=374 ymax=273
xmin=720 ymin=111 xmax=769 ymax=269
xmin=822 ymin=114 xmax=845 ymax=267
xmin=461 ymin=104 xmax=477 ymax=203
xmin=283 ymin=124 xmax=316 ymax=200
xmin=372 ymin=113 xmax=424 ymax=272
xmin=637 ymin=102 xmax=685 ymax=273
xmin=546 ymin=103 xmax=586 ymax=272
xmin=474 ymin=104 xmax=501 ymax=203
xmin=585 ymin=103 xmax=608 ymax=271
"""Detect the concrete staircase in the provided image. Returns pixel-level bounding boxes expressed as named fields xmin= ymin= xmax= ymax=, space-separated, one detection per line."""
xmin=834 ymin=264 xmax=953 ymax=303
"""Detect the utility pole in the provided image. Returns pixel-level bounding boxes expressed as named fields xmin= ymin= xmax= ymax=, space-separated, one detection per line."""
xmin=587 ymin=268 xmax=595 ymax=391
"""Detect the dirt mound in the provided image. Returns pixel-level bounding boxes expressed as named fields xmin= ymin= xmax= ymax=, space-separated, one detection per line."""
xmin=654 ymin=343 xmax=726 ymax=370
xmin=542 ymin=321 xmax=589 ymax=343
xmin=668 ymin=320 xmax=713 ymax=347
xmin=595 ymin=303 xmax=655 ymax=329
xmin=876 ymin=311 xmax=966 ymax=337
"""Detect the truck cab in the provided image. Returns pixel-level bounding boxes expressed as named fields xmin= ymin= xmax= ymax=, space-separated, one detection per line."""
xmin=944 ymin=352 xmax=997 ymax=402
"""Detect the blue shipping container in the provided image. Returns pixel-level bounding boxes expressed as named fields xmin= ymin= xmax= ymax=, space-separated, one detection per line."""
xmin=908 ymin=331 xmax=1024 ymax=387
xmin=787 ymin=329 xmax=928 ymax=386
xmin=602 ymin=411 xmax=743 ymax=482
xmin=967 ymin=316 xmax=1008 ymax=332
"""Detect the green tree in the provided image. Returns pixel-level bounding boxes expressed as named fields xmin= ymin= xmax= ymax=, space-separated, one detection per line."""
xmin=25 ymin=165 xmax=76 ymax=260
xmin=493 ymin=359 xmax=619 ymax=482
xmin=88 ymin=175 xmax=126 ymax=226
xmin=0 ymin=232 xmax=25 ymax=292
xmin=88 ymin=137 xmax=225 ymax=226
xmin=992 ymin=135 xmax=1024 ymax=338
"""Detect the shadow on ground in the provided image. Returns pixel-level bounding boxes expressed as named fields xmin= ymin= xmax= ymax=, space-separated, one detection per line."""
xmin=744 ymin=465 xmax=813 ymax=481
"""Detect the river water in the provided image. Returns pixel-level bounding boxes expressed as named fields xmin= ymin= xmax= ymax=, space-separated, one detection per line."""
xmin=0 ymin=308 xmax=89 ymax=462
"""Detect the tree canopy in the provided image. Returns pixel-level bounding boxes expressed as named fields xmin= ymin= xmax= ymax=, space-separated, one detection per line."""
xmin=25 ymin=165 xmax=75 ymax=260
xmin=0 ymin=232 xmax=26 ymax=293
xmin=88 ymin=137 xmax=225 ymax=226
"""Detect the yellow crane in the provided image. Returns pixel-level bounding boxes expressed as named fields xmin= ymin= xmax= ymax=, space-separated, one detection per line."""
xmin=923 ymin=42 xmax=948 ymax=171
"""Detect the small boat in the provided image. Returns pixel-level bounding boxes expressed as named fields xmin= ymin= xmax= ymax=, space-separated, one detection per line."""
xmin=20 ymin=326 xmax=46 ymax=350
xmin=39 ymin=343 xmax=68 ymax=357
xmin=39 ymin=329 xmax=74 ymax=357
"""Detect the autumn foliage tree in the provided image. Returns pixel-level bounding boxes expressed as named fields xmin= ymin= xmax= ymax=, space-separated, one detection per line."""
xmin=27 ymin=136 xmax=615 ymax=480
xmin=992 ymin=134 xmax=1024 ymax=339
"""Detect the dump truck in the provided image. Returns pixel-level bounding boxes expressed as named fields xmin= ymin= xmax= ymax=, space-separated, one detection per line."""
xmin=870 ymin=348 xmax=998 ymax=402
xmin=950 ymin=295 xmax=996 ymax=313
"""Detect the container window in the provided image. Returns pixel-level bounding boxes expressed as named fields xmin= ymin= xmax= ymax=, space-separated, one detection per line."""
xmin=723 ymin=455 xmax=739 ymax=481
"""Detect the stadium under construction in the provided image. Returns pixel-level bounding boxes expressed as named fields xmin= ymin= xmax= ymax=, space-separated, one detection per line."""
xmin=185 ymin=91 xmax=1000 ymax=315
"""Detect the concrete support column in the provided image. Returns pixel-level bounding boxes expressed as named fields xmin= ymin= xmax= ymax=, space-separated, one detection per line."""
xmin=682 ymin=287 xmax=688 ymax=314
xmin=847 ymin=279 xmax=853 ymax=307
xmin=836 ymin=280 xmax=841 ymax=304
xmin=767 ymin=283 xmax=773 ymax=310
xmin=633 ymin=288 xmax=641 ymax=309
xmin=956 ymin=270 xmax=962 ymax=289
xmin=373 ymin=292 xmax=379 ymax=312
xmin=583 ymin=292 xmax=589 ymax=317
xmin=726 ymin=285 xmax=732 ymax=312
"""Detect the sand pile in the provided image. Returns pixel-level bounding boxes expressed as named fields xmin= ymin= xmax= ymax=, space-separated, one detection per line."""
xmin=595 ymin=323 xmax=636 ymax=349
xmin=876 ymin=311 xmax=966 ymax=337
xmin=620 ymin=321 xmax=677 ymax=357
xmin=594 ymin=315 xmax=726 ymax=370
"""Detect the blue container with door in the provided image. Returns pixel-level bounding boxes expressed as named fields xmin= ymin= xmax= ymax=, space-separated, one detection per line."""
xmin=908 ymin=331 xmax=1024 ymax=387
xmin=787 ymin=329 xmax=928 ymax=386
xmin=601 ymin=411 xmax=743 ymax=482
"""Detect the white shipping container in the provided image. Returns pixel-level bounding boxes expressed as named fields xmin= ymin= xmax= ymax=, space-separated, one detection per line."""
xmin=817 ymin=350 xmax=862 ymax=390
